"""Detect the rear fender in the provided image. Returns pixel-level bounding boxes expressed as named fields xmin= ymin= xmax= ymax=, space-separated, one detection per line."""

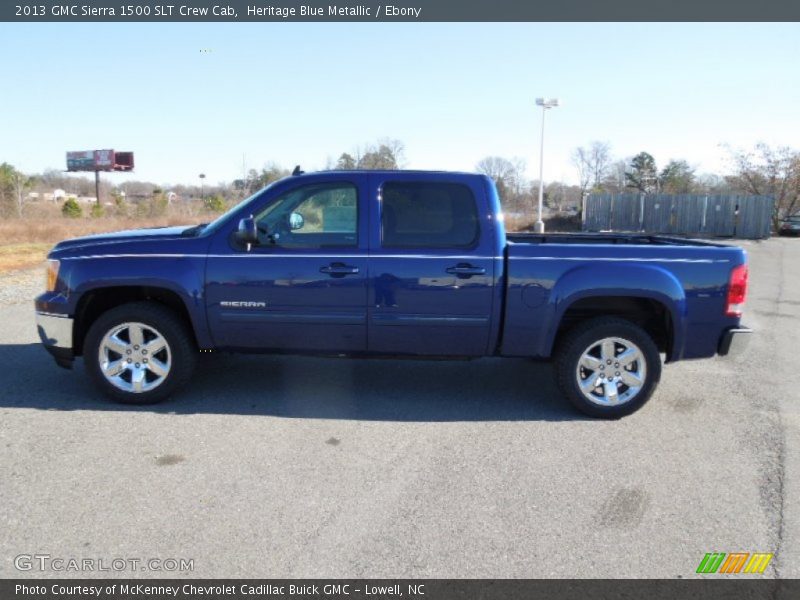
xmin=542 ymin=264 xmax=686 ymax=361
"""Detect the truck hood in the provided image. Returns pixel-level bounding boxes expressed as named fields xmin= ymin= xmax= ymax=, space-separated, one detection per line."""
xmin=52 ymin=225 xmax=195 ymax=252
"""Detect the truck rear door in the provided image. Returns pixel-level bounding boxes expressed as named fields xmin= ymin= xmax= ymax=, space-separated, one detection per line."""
xmin=366 ymin=174 xmax=496 ymax=356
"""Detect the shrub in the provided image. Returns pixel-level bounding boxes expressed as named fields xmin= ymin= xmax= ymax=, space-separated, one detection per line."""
xmin=148 ymin=193 xmax=169 ymax=217
xmin=544 ymin=214 xmax=582 ymax=232
xmin=62 ymin=198 xmax=82 ymax=218
xmin=90 ymin=203 xmax=105 ymax=218
xmin=204 ymin=195 xmax=226 ymax=213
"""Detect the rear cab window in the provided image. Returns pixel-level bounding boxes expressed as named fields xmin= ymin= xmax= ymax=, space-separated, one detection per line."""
xmin=380 ymin=182 xmax=480 ymax=248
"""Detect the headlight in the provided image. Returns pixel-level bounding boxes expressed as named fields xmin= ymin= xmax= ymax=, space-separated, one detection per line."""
xmin=45 ymin=259 xmax=60 ymax=292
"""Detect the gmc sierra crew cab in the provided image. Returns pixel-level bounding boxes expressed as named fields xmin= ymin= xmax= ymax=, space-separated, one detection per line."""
xmin=35 ymin=170 xmax=751 ymax=418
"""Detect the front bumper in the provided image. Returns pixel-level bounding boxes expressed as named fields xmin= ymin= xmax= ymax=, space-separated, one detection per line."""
xmin=718 ymin=326 xmax=752 ymax=358
xmin=35 ymin=311 xmax=74 ymax=369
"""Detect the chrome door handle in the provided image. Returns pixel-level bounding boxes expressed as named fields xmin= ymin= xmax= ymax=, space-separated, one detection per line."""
xmin=446 ymin=264 xmax=486 ymax=276
xmin=320 ymin=263 xmax=360 ymax=276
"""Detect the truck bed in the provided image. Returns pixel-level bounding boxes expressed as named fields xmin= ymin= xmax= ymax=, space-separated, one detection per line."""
xmin=500 ymin=233 xmax=747 ymax=362
xmin=507 ymin=232 xmax=732 ymax=247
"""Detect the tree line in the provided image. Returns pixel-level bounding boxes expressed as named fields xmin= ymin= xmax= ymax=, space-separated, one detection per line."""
xmin=1 ymin=139 xmax=798 ymax=229
xmin=476 ymin=142 xmax=799 ymax=229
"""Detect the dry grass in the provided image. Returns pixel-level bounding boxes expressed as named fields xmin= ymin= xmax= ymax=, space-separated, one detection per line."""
xmin=0 ymin=243 xmax=53 ymax=272
xmin=505 ymin=215 xmax=535 ymax=233
xmin=0 ymin=215 xmax=203 ymax=246
xmin=0 ymin=210 xmax=205 ymax=274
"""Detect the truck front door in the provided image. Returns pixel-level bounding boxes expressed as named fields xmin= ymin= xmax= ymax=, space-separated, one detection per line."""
xmin=205 ymin=178 xmax=369 ymax=352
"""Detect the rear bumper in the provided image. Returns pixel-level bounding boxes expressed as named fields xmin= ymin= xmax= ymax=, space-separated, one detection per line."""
xmin=718 ymin=326 xmax=752 ymax=358
xmin=36 ymin=311 xmax=74 ymax=369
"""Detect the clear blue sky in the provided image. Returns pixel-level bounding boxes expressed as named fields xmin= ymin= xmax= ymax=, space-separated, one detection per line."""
xmin=1 ymin=22 xmax=798 ymax=187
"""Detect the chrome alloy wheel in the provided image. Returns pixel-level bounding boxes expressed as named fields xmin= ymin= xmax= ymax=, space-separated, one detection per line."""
xmin=98 ymin=322 xmax=172 ymax=393
xmin=575 ymin=336 xmax=647 ymax=407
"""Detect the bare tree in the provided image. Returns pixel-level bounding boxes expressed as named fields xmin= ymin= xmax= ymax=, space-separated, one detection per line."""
xmin=695 ymin=173 xmax=733 ymax=195
xmin=572 ymin=148 xmax=592 ymax=200
xmin=572 ymin=141 xmax=612 ymax=199
xmin=13 ymin=170 xmax=32 ymax=217
xmin=0 ymin=163 xmax=33 ymax=217
xmin=377 ymin=138 xmax=407 ymax=168
xmin=476 ymin=156 xmax=517 ymax=188
xmin=476 ymin=156 xmax=530 ymax=213
xmin=727 ymin=143 xmax=800 ymax=227
xmin=334 ymin=153 xmax=357 ymax=170
xmin=340 ymin=139 xmax=406 ymax=170
xmin=602 ymin=160 xmax=628 ymax=194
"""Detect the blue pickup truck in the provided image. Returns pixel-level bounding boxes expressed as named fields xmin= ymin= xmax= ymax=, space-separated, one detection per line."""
xmin=35 ymin=170 xmax=751 ymax=417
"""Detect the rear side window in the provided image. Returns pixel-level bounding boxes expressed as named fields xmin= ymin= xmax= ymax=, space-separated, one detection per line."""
xmin=381 ymin=182 xmax=479 ymax=248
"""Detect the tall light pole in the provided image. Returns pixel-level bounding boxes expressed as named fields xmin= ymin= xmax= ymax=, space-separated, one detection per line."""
xmin=534 ymin=97 xmax=559 ymax=233
xmin=199 ymin=173 xmax=206 ymax=203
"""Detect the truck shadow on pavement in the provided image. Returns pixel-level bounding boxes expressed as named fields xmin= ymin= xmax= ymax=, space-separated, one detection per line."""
xmin=1 ymin=344 xmax=589 ymax=422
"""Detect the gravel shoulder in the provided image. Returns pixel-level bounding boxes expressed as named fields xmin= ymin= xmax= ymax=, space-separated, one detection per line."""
xmin=0 ymin=264 xmax=43 ymax=306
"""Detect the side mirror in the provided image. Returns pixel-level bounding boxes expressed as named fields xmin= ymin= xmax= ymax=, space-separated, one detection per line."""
xmin=288 ymin=212 xmax=305 ymax=231
xmin=234 ymin=217 xmax=258 ymax=246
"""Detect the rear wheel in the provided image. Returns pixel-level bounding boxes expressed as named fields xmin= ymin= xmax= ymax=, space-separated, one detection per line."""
xmin=555 ymin=317 xmax=661 ymax=418
xmin=84 ymin=302 xmax=197 ymax=404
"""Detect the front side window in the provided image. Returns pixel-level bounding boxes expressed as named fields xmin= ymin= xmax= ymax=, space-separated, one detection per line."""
xmin=254 ymin=182 xmax=358 ymax=248
xmin=381 ymin=182 xmax=479 ymax=248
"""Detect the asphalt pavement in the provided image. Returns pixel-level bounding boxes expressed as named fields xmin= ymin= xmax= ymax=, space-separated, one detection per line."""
xmin=1 ymin=238 xmax=798 ymax=578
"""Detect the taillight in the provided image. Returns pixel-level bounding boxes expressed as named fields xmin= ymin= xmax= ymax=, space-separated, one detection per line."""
xmin=725 ymin=264 xmax=748 ymax=317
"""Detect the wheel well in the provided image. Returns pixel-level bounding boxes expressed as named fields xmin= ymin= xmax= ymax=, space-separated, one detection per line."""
xmin=555 ymin=296 xmax=673 ymax=355
xmin=73 ymin=287 xmax=195 ymax=356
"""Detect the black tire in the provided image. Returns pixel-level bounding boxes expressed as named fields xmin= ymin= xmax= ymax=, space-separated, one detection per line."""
xmin=84 ymin=301 xmax=197 ymax=405
xmin=554 ymin=317 xmax=661 ymax=419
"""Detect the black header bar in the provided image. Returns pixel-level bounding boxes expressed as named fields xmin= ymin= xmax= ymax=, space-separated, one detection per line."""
xmin=4 ymin=579 xmax=800 ymax=600
xmin=4 ymin=0 xmax=800 ymax=22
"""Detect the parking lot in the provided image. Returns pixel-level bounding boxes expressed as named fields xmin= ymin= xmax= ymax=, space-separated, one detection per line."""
xmin=1 ymin=237 xmax=798 ymax=579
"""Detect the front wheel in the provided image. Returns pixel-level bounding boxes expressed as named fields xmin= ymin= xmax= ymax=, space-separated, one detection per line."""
xmin=84 ymin=302 xmax=197 ymax=404
xmin=555 ymin=317 xmax=662 ymax=418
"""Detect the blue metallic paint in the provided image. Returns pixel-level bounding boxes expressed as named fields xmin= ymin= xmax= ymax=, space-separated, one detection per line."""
xmin=203 ymin=174 xmax=370 ymax=352
xmin=36 ymin=171 xmax=747 ymax=365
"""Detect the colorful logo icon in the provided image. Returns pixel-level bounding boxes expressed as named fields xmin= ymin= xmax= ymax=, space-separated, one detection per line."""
xmin=696 ymin=552 xmax=773 ymax=574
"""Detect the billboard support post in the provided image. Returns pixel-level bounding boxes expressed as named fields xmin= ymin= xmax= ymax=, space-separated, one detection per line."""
xmin=66 ymin=149 xmax=135 ymax=205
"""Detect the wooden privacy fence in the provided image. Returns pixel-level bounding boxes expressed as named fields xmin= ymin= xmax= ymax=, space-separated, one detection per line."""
xmin=583 ymin=194 xmax=774 ymax=239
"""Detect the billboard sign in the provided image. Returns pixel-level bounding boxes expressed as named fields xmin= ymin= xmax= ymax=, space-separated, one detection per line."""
xmin=66 ymin=149 xmax=134 ymax=172
xmin=66 ymin=150 xmax=96 ymax=171
xmin=94 ymin=149 xmax=114 ymax=169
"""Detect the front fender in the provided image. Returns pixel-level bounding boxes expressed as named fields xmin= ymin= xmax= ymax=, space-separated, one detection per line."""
xmin=540 ymin=263 xmax=687 ymax=361
xmin=66 ymin=256 xmax=212 ymax=348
